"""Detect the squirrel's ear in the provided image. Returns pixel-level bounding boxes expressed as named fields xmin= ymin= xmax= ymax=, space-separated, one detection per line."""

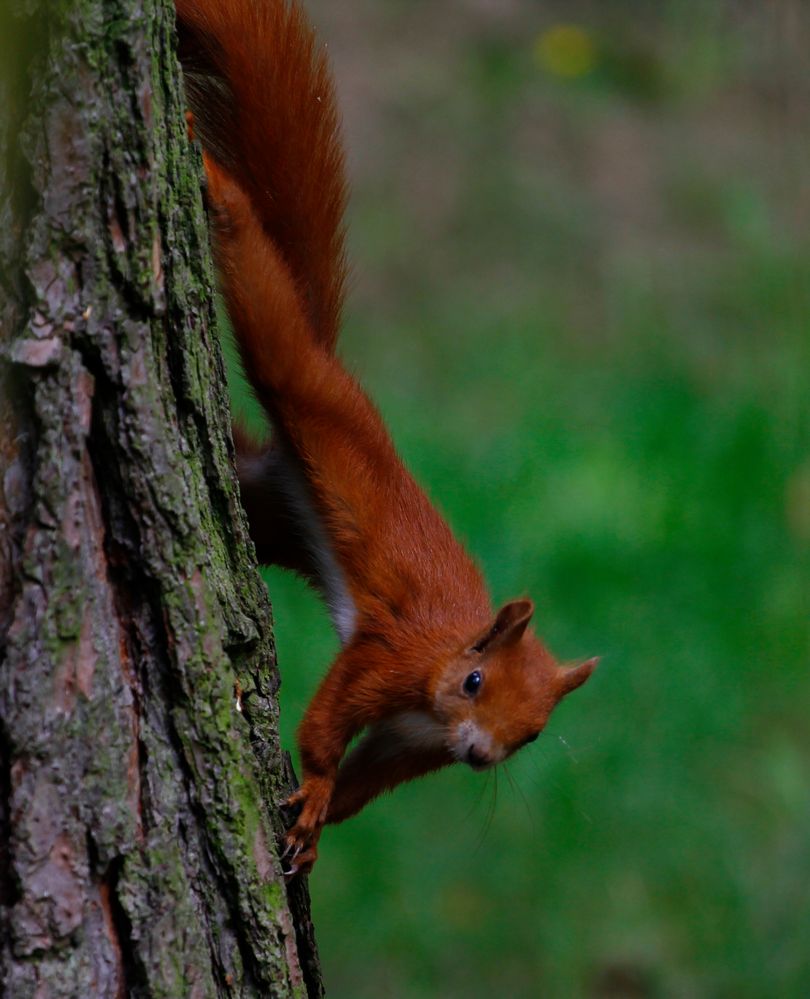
xmin=471 ymin=599 xmax=534 ymax=654
xmin=557 ymin=657 xmax=599 ymax=697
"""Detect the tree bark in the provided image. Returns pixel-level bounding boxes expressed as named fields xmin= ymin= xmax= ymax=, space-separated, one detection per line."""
xmin=0 ymin=1 xmax=322 ymax=996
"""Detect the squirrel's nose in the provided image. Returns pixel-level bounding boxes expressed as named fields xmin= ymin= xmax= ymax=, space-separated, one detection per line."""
xmin=466 ymin=746 xmax=489 ymax=770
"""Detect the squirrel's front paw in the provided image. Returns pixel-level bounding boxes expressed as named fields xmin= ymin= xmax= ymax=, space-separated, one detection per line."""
xmin=282 ymin=776 xmax=332 ymax=876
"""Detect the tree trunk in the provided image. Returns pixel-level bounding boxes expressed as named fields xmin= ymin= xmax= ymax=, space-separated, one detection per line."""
xmin=0 ymin=1 xmax=322 ymax=996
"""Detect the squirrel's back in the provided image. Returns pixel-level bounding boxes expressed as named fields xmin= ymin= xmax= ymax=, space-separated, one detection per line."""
xmin=177 ymin=0 xmax=598 ymax=875
xmin=176 ymin=0 xmax=347 ymax=352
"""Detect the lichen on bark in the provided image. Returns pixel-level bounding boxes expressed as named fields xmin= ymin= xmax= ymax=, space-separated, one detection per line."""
xmin=0 ymin=1 xmax=322 ymax=996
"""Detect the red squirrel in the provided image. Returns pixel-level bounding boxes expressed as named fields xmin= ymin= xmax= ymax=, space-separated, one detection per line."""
xmin=176 ymin=0 xmax=597 ymax=875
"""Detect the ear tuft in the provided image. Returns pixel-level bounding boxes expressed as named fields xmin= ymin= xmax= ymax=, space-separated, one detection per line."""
xmin=471 ymin=599 xmax=534 ymax=654
xmin=557 ymin=656 xmax=599 ymax=697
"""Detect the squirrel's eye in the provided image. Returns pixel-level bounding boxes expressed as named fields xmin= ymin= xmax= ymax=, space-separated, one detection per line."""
xmin=462 ymin=670 xmax=482 ymax=697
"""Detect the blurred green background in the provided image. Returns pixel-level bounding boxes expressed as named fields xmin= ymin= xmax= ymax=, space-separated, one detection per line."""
xmin=228 ymin=1 xmax=810 ymax=995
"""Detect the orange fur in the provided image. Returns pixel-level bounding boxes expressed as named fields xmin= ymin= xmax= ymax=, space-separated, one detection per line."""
xmin=177 ymin=0 xmax=346 ymax=351
xmin=177 ymin=0 xmax=597 ymax=876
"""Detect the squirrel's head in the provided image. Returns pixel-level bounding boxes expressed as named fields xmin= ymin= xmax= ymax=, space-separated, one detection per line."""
xmin=432 ymin=599 xmax=597 ymax=770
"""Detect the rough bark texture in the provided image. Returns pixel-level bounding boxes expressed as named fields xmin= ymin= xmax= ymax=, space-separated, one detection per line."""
xmin=0 ymin=0 xmax=322 ymax=996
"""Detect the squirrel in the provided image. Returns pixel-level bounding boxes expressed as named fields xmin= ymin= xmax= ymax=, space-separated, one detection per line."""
xmin=175 ymin=0 xmax=598 ymax=876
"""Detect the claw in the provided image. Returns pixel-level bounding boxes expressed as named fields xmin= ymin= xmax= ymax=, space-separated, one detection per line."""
xmin=282 ymin=838 xmax=304 ymax=858
xmin=277 ymin=777 xmax=330 ymax=875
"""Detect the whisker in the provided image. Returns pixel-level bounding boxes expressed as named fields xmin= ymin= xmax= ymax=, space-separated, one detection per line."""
xmin=527 ymin=741 xmax=566 ymax=799
xmin=503 ymin=760 xmax=535 ymax=830
xmin=463 ymin=765 xmax=493 ymax=823
xmin=556 ymin=734 xmax=579 ymax=763
xmin=472 ymin=767 xmax=498 ymax=855
xmin=524 ymin=735 xmax=593 ymax=820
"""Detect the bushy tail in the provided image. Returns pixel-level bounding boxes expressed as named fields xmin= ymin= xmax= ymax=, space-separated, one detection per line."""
xmin=176 ymin=0 xmax=347 ymax=352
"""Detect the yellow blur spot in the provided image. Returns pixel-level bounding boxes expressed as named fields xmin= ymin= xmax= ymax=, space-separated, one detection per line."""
xmin=535 ymin=24 xmax=596 ymax=79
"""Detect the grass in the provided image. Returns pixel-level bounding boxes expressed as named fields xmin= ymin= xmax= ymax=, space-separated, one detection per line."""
xmin=228 ymin=2 xmax=810 ymax=994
